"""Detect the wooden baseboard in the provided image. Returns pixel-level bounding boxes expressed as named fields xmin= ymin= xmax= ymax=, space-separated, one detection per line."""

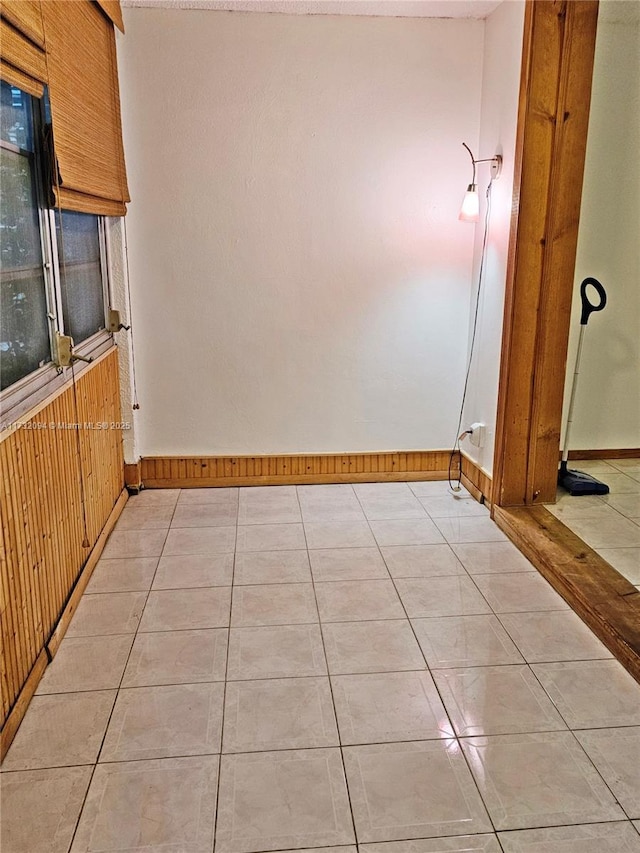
xmin=0 ymin=650 xmax=48 ymax=761
xmin=493 ymin=505 xmax=640 ymax=683
xmin=566 ymin=448 xmax=640 ymax=460
xmin=47 ymin=488 xmax=129 ymax=658
xmin=460 ymin=454 xmax=493 ymax=504
xmin=125 ymin=461 xmax=142 ymax=490
xmin=140 ymin=451 xmax=460 ymax=488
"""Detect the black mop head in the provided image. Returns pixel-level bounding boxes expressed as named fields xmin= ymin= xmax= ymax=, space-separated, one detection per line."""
xmin=558 ymin=462 xmax=610 ymax=496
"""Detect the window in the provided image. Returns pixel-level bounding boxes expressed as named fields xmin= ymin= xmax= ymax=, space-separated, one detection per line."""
xmin=0 ymin=80 xmax=112 ymax=409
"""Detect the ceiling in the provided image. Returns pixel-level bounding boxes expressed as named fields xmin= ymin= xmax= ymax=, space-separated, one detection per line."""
xmin=121 ymin=0 xmax=504 ymax=19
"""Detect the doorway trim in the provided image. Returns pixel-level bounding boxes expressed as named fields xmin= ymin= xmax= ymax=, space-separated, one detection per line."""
xmin=492 ymin=0 xmax=600 ymax=507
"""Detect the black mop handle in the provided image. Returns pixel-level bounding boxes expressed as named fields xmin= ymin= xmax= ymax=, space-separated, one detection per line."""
xmin=580 ymin=277 xmax=607 ymax=325
xmin=562 ymin=277 xmax=607 ymax=465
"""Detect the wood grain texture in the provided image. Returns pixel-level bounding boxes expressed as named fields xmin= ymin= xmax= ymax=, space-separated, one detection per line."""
xmin=0 ymin=349 xmax=124 ymax=733
xmin=493 ymin=505 xmax=640 ymax=683
xmin=460 ymin=453 xmax=493 ymax=505
xmin=566 ymin=449 xmax=640 ymax=460
xmin=140 ymin=450 xmax=459 ymax=488
xmin=493 ymin=0 xmax=599 ymax=507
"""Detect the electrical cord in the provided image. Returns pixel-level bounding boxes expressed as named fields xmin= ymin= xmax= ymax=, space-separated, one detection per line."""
xmin=448 ymin=177 xmax=494 ymax=492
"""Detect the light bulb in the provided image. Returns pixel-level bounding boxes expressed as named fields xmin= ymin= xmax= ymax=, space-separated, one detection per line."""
xmin=459 ymin=184 xmax=479 ymax=222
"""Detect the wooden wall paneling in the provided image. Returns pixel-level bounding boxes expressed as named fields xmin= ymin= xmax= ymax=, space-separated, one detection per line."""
xmin=493 ymin=0 xmax=599 ymax=507
xmin=139 ymin=450 xmax=460 ymax=488
xmin=0 ymin=349 xmax=125 ymax=741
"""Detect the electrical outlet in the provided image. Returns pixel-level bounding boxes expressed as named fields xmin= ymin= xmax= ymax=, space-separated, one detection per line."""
xmin=469 ymin=422 xmax=486 ymax=448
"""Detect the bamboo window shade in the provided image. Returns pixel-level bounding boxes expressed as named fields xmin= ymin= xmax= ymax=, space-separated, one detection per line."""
xmin=0 ymin=0 xmax=129 ymax=217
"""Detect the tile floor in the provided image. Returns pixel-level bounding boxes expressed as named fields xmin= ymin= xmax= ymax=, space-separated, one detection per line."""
xmin=2 ymin=480 xmax=640 ymax=853
xmin=548 ymin=457 xmax=640 ymax=590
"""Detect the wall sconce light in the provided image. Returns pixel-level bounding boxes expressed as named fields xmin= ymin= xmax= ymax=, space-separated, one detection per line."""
xmin=459 ymin=142 xmax=502 ymax=222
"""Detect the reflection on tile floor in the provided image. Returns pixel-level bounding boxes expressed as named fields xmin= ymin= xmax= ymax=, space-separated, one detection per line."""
xmin=2 ymin=480 xmax=640 ymax=852
xmin=547 ymin=457 xmax=640 ymax=588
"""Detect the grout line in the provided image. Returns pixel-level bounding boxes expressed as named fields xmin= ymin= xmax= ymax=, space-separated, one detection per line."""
xmin=65 ymin=489 xmax=181 ymax=850
xmin=294 ymin=483 xmax=360 ymax=848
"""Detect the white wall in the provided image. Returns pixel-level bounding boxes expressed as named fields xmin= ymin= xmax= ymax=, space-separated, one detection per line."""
xmin=118 ymin=9 xmax=484 ymax=456
xmin=458 ymin=0 xmax=524 ymax=475
xmin=562 ymin=3 xmax=640 ymax=451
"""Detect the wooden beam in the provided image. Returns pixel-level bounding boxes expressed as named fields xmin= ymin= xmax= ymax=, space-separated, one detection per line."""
xmin=0 ymin=649 xmax=47 ymax=761
xmin=493 ymin=505 xmax=640 ymax=683
xmin=493 ymin=0 xmax=599 ymax=507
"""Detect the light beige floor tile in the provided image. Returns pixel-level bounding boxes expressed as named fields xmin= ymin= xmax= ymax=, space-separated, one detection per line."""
xmin=177 ymin=487 xmax=238 ymax=506
xmin=163 ymin=526 xmax=236 ymax=556
xmin=332 ymin=670 xmax=454 ymax=744
xmin=369 ymin=518 xmax=445 ymax=546
xmin=122 ymin=628 xmax=228 ymax=687
xmin=498 ymin=822 xmax=640 ymax=852
xmin=567 ymin=460 xmax=619 ymax=474
xmin=408 ymin=481 xmax=460 ymax=497
xmin=634 ymin=819 xmax=640 ymax=834
xmin=216 ymin=748 xmax=354 ymax=853
xmin=473 ymin=573 xmax=569 ymax=613
xmin=223 ymin=677 xmax=338 ymax=752
xmin=152 ymin=553 xmax=233 ymax=589
xmin=227 ymin=625 xmax=327 ymax=680
xmin=359 ymin=837 xmax=502 ymax=852
xmin=310 ymin=547 xmax=389 ymax=582
xmin=231 ymin=583 xmax=318 ymax=626
xmin=236 ymin=523 xmax=306 ymax=552
xmin=433 ymin=517 xmax=507 ymax=544
xmin=356 ymin=493 xmax=428 ymax=521
xmin=102 ymin=528 xmax=167 ymax=559
xmin=128 ymin=489 xmax=180 ymax=507
xmin=354 ymin=483 xmax=416 ymax=499
xmin=545 ymin=498 xmax=619 ymax=522
xmin=396 ymin=576 xmax=485 ymax=621
xmin=85 ymin=557 xmax=158 ymax=593
xmin=595 ymin=547 xmax=640 ymax=584
xmin=171 ymin=502 xmax=239 ymax=527
xmin=419 ymin=495 xmax=489 ymax=518
xmin=0 ymin=766 xmax=92 ymax=853
xmin=412 ymin=615 xmax=524 ymax=668
xmin=395 ymin=576 xmax=490 ymax=618
xmin=609 ymin=459 xmax=640 ymax=473
xmin=343 ymin=740 xmax=492 ymax=842
xmin=381 ymin=545 xmax=465 ymax=579
xmin=322 ymin=620 xmax=425 ymax=674
xmin=305 ymin=520 xmax=376 ymax=549
xmin=36 ymin=635 xmax=134 ymax=694
xmin=576 ymin=727 xmax=640 ymax=819
xmin=596 ymin=472 xmax=640 ymax=494
xmin=238 ymin=487 xmax=302 ymax=525
xmin=139 ymin=587 xmax=231 ymax=632
xmin=100 ymin=683 xmax=224 ymax=761
xmin=564 ymin=514 xmax=640 ymax=548
xmin=461 ymin=731 xmax=625 ymax=830
xmin=433 ymin=665 xmax=566 ymax=737
xmin=498 ymin=610 xmax=612 ymax=662
xmin=66 ymin=591 xmax=147 ymax=637
xmin=532 ymin=660 xmax=640 ymax=728
xmin=1 ymin=691 xmax=116 ymax=770
xmin=234 ymin=550 xmax=311 ymax=585
xmin=298 ymin=484 xmax=365 ymax=522
xmin=117 ymin=503 xmax=175 ymax=530
xmin=451 ymin=542 xmax=535 ymax=575
xmin=71 ymin=756 xmax=218 ymax=852
xmin=315 ymin=579 xmax=404 ymax=622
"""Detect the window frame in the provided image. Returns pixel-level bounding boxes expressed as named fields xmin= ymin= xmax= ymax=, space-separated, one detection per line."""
xmin=0 ymin=82 xmax=114 ymax=426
